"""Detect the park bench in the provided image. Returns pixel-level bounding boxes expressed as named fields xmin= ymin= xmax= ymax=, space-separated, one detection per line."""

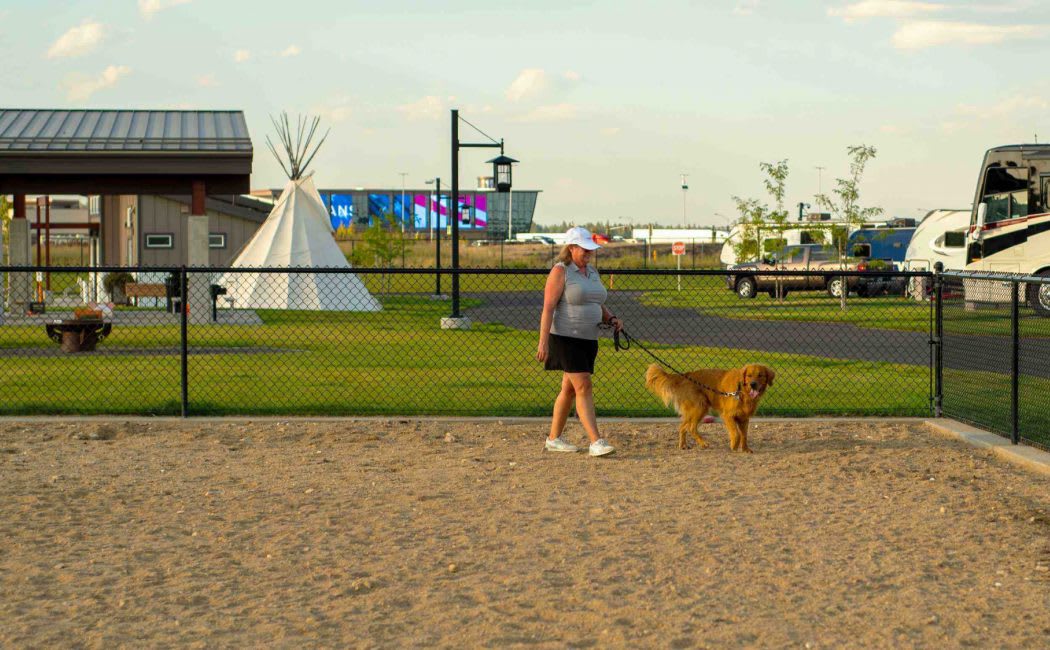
xmin=124 ymin=283 xmax=167 ymax=298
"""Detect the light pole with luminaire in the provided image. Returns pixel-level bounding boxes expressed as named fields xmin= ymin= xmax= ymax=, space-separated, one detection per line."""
xmin=446 ymin=108 xmax=517 ymax=328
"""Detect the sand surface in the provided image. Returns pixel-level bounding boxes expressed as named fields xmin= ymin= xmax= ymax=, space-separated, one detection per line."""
xmin=2 ymin=418 xmax=1049 ymax=648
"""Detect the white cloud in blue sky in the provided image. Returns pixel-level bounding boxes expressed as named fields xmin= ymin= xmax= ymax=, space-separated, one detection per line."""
xmin=4 ymin=0 xmax=1050 ymax=224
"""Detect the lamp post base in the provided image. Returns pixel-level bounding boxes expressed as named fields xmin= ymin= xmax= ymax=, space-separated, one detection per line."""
xmin=440 ymin=316 xmax=472 ymax=330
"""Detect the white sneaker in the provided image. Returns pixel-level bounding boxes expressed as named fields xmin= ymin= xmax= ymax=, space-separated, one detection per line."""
xmin=545 ymin=437 xmax=578 ymax=453
xmin=589 ymin=439 xmax=615 ymax=457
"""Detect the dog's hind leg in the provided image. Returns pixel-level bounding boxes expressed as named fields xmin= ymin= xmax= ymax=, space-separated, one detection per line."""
xmin=681 ymin=403 xmax=709 ymax=449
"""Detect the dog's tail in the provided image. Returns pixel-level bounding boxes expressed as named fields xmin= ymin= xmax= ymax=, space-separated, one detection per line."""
xmin=645 ymin=363 xmax=679 ymax=410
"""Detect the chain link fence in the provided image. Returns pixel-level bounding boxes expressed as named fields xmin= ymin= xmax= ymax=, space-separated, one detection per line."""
xmin=2 ymin=265 xmax=938 ymax=418
xmin=939 ymin=270 xmax=1050 ymax=450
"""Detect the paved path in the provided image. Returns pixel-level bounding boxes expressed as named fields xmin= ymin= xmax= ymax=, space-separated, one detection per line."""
xmin=465 ymin=291 xmax=1050 ymax=378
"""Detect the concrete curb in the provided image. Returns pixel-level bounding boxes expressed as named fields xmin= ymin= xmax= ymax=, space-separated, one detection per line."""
xmin=925 ymin=418 xmax=1050 ymax=478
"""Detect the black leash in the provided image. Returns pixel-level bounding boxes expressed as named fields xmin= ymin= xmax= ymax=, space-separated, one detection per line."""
xmin=608 ymin=325 xmax=741 ymax=400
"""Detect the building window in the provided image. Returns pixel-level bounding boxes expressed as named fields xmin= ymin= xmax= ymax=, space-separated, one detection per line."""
xmin=209 ymin=233 xmax=227 ymax=249
xmin=144 ymin=233 xmax=174 ymax=249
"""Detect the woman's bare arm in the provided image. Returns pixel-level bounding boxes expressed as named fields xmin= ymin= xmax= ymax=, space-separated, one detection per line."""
xmin=536 ymin=265 xmax=566 ymax=362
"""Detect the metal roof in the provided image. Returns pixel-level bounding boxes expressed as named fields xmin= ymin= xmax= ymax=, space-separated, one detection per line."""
xmin=0 ymin=109 xmax=252 ymax=153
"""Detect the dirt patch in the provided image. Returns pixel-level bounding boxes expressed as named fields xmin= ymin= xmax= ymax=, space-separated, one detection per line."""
xmin=1 ymin=419 xmax=1049 ymax=648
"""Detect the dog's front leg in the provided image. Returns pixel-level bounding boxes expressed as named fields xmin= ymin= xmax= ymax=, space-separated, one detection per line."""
xmin=724 ymin=416 xmax=745 ymax=452
xmin=735 ymin=416 xmax=753 ymax=453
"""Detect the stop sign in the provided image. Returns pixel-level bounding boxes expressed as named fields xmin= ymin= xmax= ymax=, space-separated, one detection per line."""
xmin=672 ymin=241 xmax=686 ymax=256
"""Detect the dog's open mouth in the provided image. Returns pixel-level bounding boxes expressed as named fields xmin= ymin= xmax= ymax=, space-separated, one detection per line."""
xmin=750 ymin=388 xmax=762 ymax=399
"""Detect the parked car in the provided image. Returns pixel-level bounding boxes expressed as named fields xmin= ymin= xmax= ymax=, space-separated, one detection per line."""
xmin=725 ymin=244 xmax=903 ymax=299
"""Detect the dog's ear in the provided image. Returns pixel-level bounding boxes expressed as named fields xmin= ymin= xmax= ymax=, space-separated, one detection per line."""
xmin=766 ymin=366 xmax=775 ymax=386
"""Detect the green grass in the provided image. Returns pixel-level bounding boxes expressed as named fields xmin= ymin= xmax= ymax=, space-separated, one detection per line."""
xmin=0 ymin=294 xmax=934 ymax=417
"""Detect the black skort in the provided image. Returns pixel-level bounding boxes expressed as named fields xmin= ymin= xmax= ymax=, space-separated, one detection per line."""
xmin=544 ymin=333 xmax=599 ymax=374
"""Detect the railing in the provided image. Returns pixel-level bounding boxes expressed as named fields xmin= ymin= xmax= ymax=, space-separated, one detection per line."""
xmin=937 ymin=268 xmax=1050 ymax=450
xmin=0 ymin=265 xmax=941 ymax=420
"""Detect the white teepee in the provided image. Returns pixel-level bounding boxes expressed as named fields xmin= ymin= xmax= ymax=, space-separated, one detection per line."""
xmin=219 ymin=113 xmax=380 ymax=312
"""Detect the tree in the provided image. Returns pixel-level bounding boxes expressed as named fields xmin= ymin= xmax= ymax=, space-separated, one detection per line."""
xmin=730 ymin=160 xmax=792 ymax=300
xmin=359 ymin=213 xmax=406 ymax=293
xmin=815 ymin=145 xmax=884 ymax=311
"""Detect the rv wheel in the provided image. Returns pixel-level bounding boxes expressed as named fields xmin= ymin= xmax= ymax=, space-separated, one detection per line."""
xmin=1030 ymin=272 xmax=1050 ymax=317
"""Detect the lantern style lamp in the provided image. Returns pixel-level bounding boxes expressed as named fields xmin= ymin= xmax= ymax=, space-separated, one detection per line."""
xmin=487 ymin=154 xmax=518 ymax=193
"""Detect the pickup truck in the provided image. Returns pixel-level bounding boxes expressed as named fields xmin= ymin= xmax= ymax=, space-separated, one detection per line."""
xmin=725 ymin=244 xmax=903 ymax=299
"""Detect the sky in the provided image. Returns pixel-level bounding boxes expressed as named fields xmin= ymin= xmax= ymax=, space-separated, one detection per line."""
xmin=2 ymin=0 xmax=1049 ymax=227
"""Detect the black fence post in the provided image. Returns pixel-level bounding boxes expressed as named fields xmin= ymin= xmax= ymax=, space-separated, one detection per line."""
xmin=1011 ymin=280 xmax=1020 ymax=444
xmin=933 ymin=262 xmax=944 ymax=417
xmin=180 ymin=265 xmax=188 ymax=418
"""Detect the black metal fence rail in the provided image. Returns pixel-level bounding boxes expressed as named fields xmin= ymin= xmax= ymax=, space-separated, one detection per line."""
xmin=937 ymin=269 xmax=1050 ymax=450
xmin=2 ymin=265 xmax=938 ymax=420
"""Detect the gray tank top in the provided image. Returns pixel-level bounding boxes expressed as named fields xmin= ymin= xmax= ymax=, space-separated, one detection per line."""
xmin=550 ymin=262 xmax=607 ymax=340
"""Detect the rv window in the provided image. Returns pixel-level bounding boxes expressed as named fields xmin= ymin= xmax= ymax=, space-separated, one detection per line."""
xmin=852 ymin=243 xmax=871 ymax=258
xmin=943 ymin=231 xmax=966 ymax=248
xmin=982 ymin=166 xmax=1029 ymax=223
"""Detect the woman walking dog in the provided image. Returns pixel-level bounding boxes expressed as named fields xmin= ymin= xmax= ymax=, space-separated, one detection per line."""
xmin=536 ymin=226 xmax=621 ymax=457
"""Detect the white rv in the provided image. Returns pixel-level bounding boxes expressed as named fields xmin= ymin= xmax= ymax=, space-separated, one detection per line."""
xmin=964 ymin=145 xmax=1050 ymax=315
xmin=903 ymin=209 xmax=971 ymax=272
xmin=719 ymin=215 xmax=884 ymax=266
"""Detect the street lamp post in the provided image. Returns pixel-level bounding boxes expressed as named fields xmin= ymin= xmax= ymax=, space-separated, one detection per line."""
xmin=448 ymin=108 xmax=517 ymax=326
xmin=425 ymin=177 xmax=442 ymax=297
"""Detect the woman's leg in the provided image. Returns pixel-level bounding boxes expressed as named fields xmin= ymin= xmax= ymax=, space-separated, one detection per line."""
xmin=567 ymin=372 xmax=601 ymax=443
xmin=549 ymin=373 xmax=576 ymax=440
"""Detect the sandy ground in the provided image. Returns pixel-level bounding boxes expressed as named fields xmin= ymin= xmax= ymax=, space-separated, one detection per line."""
xmin=2 ymin=418 xmax=1049 ymax=649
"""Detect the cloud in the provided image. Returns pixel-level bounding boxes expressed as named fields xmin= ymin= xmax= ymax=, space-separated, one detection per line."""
xmin=879 ymin=124 xmax=901 ymax=134
xmin=892 ymin=21 xmax=1040 ymax=49
xmin=733 ymin=0 xmax=760 ymax=16
xmin=506 ymin=69 xmax=547 ymax=102
xmin=600 ymin=127 xmax=621 ymax=136
xmin=196 ymin=74 xmax=217 ymax=87
xmin=397 ymin=95 xmax=445 ymax=121
xmin=47 ymin=20 xmax=105 ymax=59
xmin=281 ymin=45 xmax=301 ymax=57
xmin=233 ymin=49 xmax=250 ymax=63
xmin=513 ymin=103 xmax=579 ymax=123
xmin=941 ymin=94 xmax=1049 ymax=132
xmin=828 ymin=0 xmax=946 ymax=22
xmin=139 ymin=0 xmax=192 ymax=19
xmin=312 ymin=99 xmax=353 ymax=123
xmin=955 ymin=94 xmax=1049 ymax=119
xmin=63 ymin=65 xmax=131 ymax=101
xmin=505 ymin=68 xmax=582 ymax=103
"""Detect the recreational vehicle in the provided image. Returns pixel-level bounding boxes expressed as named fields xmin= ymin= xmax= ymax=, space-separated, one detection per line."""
xmin=719 ymin=215 xmax=885 ymax=266
xmin=846 ymin=219 xmax=916 ymax=264
xmin=902 ymin=209 xmax=970 ymax=301
xmin=903 ymin=209 xmax=971 ymax=272
xmin=964 ymin=144 xmax=1050 ymax=315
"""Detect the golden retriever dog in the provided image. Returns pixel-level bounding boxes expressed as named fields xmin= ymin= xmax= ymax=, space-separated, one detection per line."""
xmin=645 ymin=363 xmax=775 ymax=453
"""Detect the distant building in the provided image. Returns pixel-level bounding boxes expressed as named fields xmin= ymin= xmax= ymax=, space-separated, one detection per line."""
xmin=631 ymin=228 xmax=728 ymax=244
xmin=251 ymin=179 xmax=540 ymax=239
